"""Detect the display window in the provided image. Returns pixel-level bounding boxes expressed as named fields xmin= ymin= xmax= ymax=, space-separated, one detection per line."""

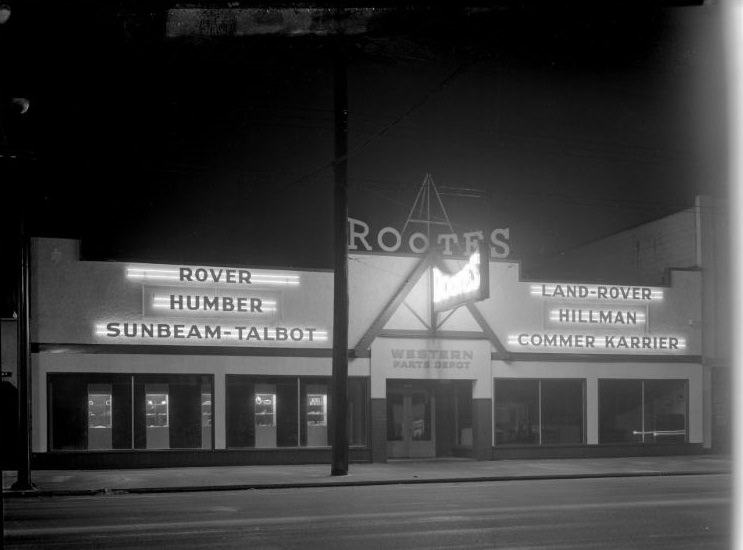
xmin=49 ymin=374 xmax=213 ymax=451
xmin=599 ymin=379 xmax=688 ymax=443
xmin=226 ymin=376 xmax=368 ymax=449
xmin=494 ymin=379 xmax=585 ymax=445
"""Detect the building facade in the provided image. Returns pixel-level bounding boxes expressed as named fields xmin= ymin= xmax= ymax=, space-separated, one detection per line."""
xmin=3 ymin=235 xmax=709 ymax=468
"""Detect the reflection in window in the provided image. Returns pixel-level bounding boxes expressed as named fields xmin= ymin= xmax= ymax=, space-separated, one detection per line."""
xmin=307 ymin=393 xmax=327 ymax=426
xmin=88 ymin=393 xmax=112 ymax=429
xmin=146 ymin=393 xmax=169 ymax=427
xmin=87 ymin=383 xmax=113 ymax=450
xmin=255 ymin=393 xmax=276 ymax=427
xmin=306 ymin=384 xmax=328 ymax=446
xmin=410 ymin=392 xmax=431 ymax=441
xmin=201 ymin=392 xmax=212 ymax=427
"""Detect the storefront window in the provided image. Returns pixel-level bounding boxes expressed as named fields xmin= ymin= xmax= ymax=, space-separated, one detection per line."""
xmin=494 ymin=379 xmax=584 ymax=445
xmin=599 ymin=379 xmax=688 ymax=444
xmin=226 ymin=376 xmax=369 ymax=449
xmin=49 ymin=374 xmax=213 ymax=451
xmin=494 ymin=380 xmax=539 ymax=445
xmin=541 ymin=380 xmax=584 ymax=444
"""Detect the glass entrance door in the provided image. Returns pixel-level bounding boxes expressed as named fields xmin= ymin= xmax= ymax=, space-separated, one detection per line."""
xmin=387 ymin=387 xmax=435 ymax=458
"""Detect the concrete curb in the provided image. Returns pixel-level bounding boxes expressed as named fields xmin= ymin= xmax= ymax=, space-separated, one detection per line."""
xmin=2 ymin=469 xmax=731 ymax=498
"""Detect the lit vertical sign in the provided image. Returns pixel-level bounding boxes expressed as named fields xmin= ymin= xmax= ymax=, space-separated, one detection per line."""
xmin=432 ymin=242 xmax=490 ymax=312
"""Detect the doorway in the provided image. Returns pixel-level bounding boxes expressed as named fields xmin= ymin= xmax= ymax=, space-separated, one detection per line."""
xmin=386 ymin=384 xmax=435 ymax=458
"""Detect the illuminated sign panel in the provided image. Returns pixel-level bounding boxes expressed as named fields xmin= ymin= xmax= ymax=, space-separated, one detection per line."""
xmin=126 ymin=266 xmax=300 ymax=286
xmin=432 ymin=245 xmax=490 ymax=312
xmin=142 ymin=286 xmax=278 ymax=319
xmin=509 ymin=282 xmax=689 ymax=354
xmin=96 ymin=263 xmax=326 ymax=346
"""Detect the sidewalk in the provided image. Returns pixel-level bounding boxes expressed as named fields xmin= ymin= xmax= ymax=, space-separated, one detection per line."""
xmin=2 ymin=455 xmax=732 ymax=497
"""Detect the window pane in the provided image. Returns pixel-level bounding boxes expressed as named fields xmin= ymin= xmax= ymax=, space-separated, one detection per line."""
xmin=136 ymin=376 xmax=213 ymax=450
xmin=541 ymin=380 xmax=584 ymax=444
xmin=50 ymin=374 xmax=132 ymax=451
xmin=495 ymin=380 xmax=539 ymax=445
xmin=599 ymin=380 xmax=643 ymax=443
xmin=305 ymin=384 xmax=328 ymax=447
xmin=644 ymin=380 xmax=687 ymax=443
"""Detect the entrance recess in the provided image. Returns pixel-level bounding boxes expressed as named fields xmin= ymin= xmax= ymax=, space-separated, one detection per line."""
xmin=387 ymin=386 xmax=435 ymax=458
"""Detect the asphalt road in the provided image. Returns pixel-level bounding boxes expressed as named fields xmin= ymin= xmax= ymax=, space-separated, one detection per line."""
xmin=3 ymin=474 xmax=732 ymax=549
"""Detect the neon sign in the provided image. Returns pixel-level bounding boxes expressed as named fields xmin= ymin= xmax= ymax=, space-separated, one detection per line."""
xmin=95 ymin=263 xmax=325 ymax=346
xmin=530 ymin=284 xmax=663 ymax=301
xmin=432 ymin=245 xmax=489 ymax=312
xmin=348 ymin=217 xmax=511 ymax=258
xmin=509 ymin=280 xmax=688 ymax=354
xmin=96 ymin=322 xmax=327 ymax=343
xmin=508 ymin=334 xmax=685 ymax=351
xmin=126 ymin=265 xmax=300 ymax=286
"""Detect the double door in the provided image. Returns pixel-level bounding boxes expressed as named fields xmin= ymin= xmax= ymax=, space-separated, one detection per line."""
xmin=387 ymin=387 xmax=435 ymax=458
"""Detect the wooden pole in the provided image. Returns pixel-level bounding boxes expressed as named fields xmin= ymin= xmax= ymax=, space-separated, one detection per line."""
xmin=11 ymin=216 xmax=35 ymax=491
xmin=330 ymin=32 xmax=349 ymax=476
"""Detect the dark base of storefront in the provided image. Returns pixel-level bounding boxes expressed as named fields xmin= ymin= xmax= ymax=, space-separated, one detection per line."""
xmin=490 ymin=443 xmax=707 ymax=460
xmin=24 ymin=443 xmax=710 ymax=470
xmin=29 ymin=448 xmax=373 ymax=470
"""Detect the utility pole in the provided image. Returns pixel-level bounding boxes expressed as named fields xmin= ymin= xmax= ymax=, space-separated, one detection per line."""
xmin=330 ymin=28 xmax=349 ymax=476
xmin=11 ymin=215 xmax=35 ymax=491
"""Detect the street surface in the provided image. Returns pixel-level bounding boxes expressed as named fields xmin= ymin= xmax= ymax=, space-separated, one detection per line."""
xmin=3 ymin=474 xmax=731 ymax=549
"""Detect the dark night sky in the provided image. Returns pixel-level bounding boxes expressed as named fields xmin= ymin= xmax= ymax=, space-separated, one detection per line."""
xmin=0 ymin=2 xmax=731 ymax=315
